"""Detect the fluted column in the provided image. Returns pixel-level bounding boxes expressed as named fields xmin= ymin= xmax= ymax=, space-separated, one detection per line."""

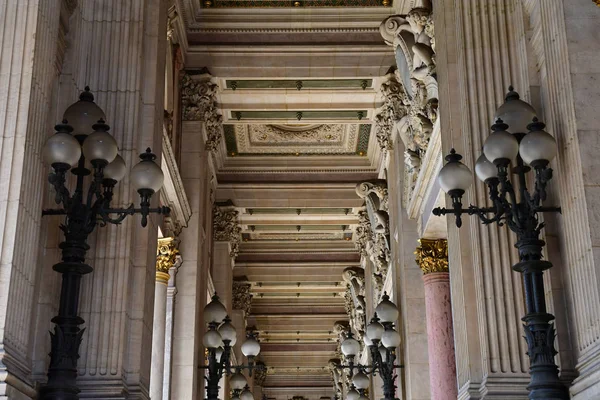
xmin=0 ymin=0 xmax=66 ymax=397
xmin=432 ymin=1 xmax=542 ymax=397
xmin=151 ymin=237 xmax=180 ymax=400
xmin=415 ymin=239 xmax=457 ymax=400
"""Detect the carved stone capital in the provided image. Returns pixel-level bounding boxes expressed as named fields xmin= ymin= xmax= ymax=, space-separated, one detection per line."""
xmin=254 ymin=361 xmax=267 ymax=386
xmin=156 ymin=237 xmax=180 ymax=284
xmin=213 ymin=204 xmax=242 ymax=258
xmin=181 ymin=71 xmax=223 ymax=152
xmin=415 ymin=238 xmax=448 ymax=274
xmin=232 ymin=280 xmax=252 ymax=314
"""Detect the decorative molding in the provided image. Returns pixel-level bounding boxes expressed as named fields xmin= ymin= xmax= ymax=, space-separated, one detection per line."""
xmin=415 ymin=238 xmax=448 ymax=274
xmin=353 ymin=211 xmax=372 ymax=257
xmin=181 ymin=71 xmax=223 ymax=152
xmin=232 ymin=280 xmax=252 ymax=314
xmin=213 ymin=204 xmax=242 ymax=258
xmin=156 ymin=237 xmax=180 ymax=284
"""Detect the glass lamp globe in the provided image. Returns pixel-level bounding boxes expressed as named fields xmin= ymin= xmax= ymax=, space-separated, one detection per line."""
xmin=229 ymin=372 xmax=247 ymax=390
xmin=232 ymin=396 xmax=241 ymax=400
xmin=202 ymin=329 xmax=222 ymax=349
xmin=483 ymin=119 xmax=519 ymax=164
xmin=363 ymin=333 xmax=373 ymax=348
xmin=494 ymin=87 xmax=537 ymax=134
xmin=241 ymin=336 xmax=261 ymax=357
xmin=63 ymin=87 xmax=106 ymax=136
xmin=438 ymin=149 xmax=473 ymax=193
xmin=82 ymin=121 xmax=118 ymax=165
xmin=358 ymin=395 xmax=369 ymax=400
xmin=346 ymin=387 xmax=360 ymax=400
xmin=103 ymin=154 xmax=127 ymax=182
xmin=240 ymin=388 xmax=254 ymax=400
xmin=204 ymin=294 xmax=227 ymax=324
xmin=366 ymin=318 xmax=384 ymax=342
xmin=215 ymin=346 xmax=224 ymax=362
xmin=519 ymin=118 xmax=557 ymax=166
xmin=352 ymin=372 xmax=369 ymax=390
xmin=381 ymin=328 xmax=401 ymax=349
xmin=341 ymin=336 xmax=360 ymax=357
xmin=130 ymin=148 xmax=164 ymax=193
xmin=43 ymin=128 xmax=82 ymax=167
xmin=474 ymin=153 xmax=498 ymax=183
xmin=375 ymin=293 xmax=398 ymax=323
xmin=379 ymin=344 xmax=388 ymax=362
xmin=218 ymin=319 xmax=237 ymax=346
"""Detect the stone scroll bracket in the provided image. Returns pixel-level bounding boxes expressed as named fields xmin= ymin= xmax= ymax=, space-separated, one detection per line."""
xmin=213 ymin=202 xmax=242 ymax=258
xmin=232 ymin=279 xmax=253 ymax=316
xmin=377 ymin=6 xmax=440 ymax=209
xmin=181 ymin=69 xmax=224 ymax=152
xmin=355 ymin=180 xmax=391 ymax=304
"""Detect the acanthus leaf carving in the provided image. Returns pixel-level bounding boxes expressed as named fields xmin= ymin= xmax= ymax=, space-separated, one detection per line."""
xmin=213 ymin=204 xmax=242 ymax=258
xmin=181 ymin=72 xmax=223 ymax=152
xmin=342 ymin=267 xmax=366 ymax=343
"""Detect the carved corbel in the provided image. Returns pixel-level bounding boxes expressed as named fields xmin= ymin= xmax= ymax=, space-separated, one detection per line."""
xmin=342 ymin=267 xmax=366 ymax=341
xmin=181 ymin=71 xmax=223 ymax=152
xmin=213 ymin=203 xmax=242 ymax=258
xmin=232 ymin=280 xmax=252 ymax=315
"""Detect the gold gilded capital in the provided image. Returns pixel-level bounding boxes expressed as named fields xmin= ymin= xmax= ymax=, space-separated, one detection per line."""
xmin=415 ymin=238 xmax=448 ymax=274
xmin=156 ymin=237 xmax=179 ymax=283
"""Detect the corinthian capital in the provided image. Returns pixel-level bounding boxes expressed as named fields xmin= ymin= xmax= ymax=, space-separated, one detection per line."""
xmin=213 ymin=204 xmax=242 ymax=258
xmin=181 ymin=71 xmax=223 ymax=152
xmin=415 ymin=238 xmax=448 ymax=274
xmin=156 ymin=237 xmax=180 ymax=284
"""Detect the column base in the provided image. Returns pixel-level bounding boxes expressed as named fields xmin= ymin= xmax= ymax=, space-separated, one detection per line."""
xmin=0 ymin=346 xmax=36 ymax=400
xmin=571 ymin=344 xmax=600 ymax=399
xmin=458 ymin=374 xmax=530 ymax=400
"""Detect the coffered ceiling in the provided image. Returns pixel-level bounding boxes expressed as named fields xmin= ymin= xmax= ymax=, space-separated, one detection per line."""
xmin=176 ymin=2 xmax=399 ymax=397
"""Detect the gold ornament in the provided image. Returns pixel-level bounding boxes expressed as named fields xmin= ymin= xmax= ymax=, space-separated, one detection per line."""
xmin=156 ymin=237 xmax=179 ymax=283
xmin=415 ymin=238 xmax=448 ymax=274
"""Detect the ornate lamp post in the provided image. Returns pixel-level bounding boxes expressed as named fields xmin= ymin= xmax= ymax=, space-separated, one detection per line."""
xmin=202 ymin=294 xmax=264 ymax=400
xmin=433 ymin=87 xmax=569 ymax=400
xmin=340 ymin=295 xmax=402 ymax=400
xmin=38 ymin=88 xmax=169 ymax=399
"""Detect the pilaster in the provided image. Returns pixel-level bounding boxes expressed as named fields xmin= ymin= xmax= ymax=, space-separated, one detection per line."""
xmin=0 ymin=0 xmax=65 ymax=397
xmin=433 ymin=0 xmax=533 ymax=397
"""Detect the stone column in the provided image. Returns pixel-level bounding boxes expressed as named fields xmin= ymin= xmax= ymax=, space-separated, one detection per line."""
xmin=415 ymin=239 xmax=457 ymax=400
xmin=151 ymin=237 xmax=180 ymax=400
xmin=163 ymin=263 xmax=179 ymax=400
xmin=0 ymin=0 xmax=66 ymax=397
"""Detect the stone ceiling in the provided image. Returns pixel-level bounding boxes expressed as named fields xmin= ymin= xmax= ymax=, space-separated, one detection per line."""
xmin=176 ymin=1 xmax=406 ymax=397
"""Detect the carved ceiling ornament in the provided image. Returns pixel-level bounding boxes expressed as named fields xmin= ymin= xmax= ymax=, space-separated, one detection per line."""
xmin=415 ymin=238 xmax=448 ymax=274
xmin=379 ymin=5 xmax=439 ymax=203
xmin=342 ymin=267 xmax=366 ymax=342
xmin=232 ymin=280 xmax=252 ymax=315
xmin=156 ymin=237 xmax=180 ymax=284
xmin=213 ymin=204 xmax=242 ymax=258
xmin=355 ymin=180 xmax=391 ymax=302
xmin=181 ymin=71 xmax=223 ymax=152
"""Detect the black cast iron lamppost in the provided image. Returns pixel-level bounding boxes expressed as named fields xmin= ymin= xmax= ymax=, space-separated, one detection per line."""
xmin=39 ymin=88 xmax=169 ymax=400
xmin=202 ymin=293 xmax=263 ymax=400
xmin=340 ymin=294 xmax=401 ymax=400
xmin=433 ymin=87 xmax=569 ymax=400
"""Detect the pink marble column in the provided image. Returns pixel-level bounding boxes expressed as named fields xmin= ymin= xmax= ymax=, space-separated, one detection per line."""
xmin=423 ymin=272 xmax=457 ymax=399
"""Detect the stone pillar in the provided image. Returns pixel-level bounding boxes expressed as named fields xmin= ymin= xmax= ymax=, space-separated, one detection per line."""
xmin=151 ymin=237 xmax=180 ymax=400
xmin=415 ymin=239 xmax=457 ymax=400
xmin=0 ymin=0 xmax=66 ymax=397
xmin=431 ymin=1 xmax=535 ymax=397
